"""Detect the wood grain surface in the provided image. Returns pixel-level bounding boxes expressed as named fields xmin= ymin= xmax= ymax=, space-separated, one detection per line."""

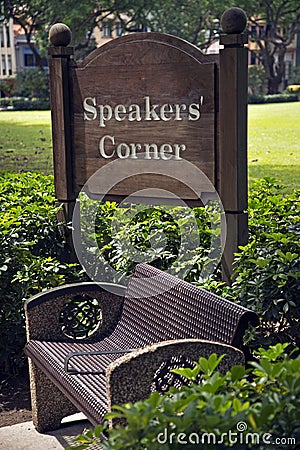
xmin=68 ymin=35 xmax=217 ymax=199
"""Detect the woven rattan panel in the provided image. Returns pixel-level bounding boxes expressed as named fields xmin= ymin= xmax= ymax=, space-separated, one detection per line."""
xmin=26 ymin=339 xmax=127 ymax=425
xmin=110 ymin=263 xmax=252 ymax=348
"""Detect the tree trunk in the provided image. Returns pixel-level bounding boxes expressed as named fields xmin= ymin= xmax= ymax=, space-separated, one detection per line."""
xmin=27 ymin=37 xmax=45 ymax=72
xmin=267 ymin=77 xmax=281 ymax=94
xmin=265 ymin=45 xmax=286 ymax=94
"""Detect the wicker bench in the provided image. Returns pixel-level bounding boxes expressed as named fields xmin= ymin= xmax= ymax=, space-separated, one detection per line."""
xmin=25 ymin=263 xmax=258 ymax=432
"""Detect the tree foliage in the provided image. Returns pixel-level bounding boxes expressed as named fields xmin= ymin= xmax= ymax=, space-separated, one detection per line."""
xmin=1 ymin=0 xmax=299 ymax=90
xmin=3 ymin=0 xmax=49 ymax=68
xmin=16 ymin=68 xmax=49 ymax=98
xmin=248 ymin=65 xmax=267 ymax=95
xmin=137 ymin=0 xmax=234 ymax=50
xmin=1 ymin=0 xmax=234 ymax=61
xmin=68 ymin=344 xmax=300 ymax=450
xmin=239 ymin=0 xmax=300 ymax=93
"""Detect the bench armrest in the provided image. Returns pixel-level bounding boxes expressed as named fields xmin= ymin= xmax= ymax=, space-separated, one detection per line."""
xmin=25 ymin=282 xmax=126 ymax=342
xmin=64 ymin=348 xmax=134 ymax=374
xmin=106 ymin=339 xmax=244 ymax=412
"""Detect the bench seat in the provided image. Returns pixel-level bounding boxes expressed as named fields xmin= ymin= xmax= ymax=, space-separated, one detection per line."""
xmin=25 ymin=263 xmax=258 ymax=432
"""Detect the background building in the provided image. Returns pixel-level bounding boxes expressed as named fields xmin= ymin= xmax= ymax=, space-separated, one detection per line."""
xmin=0 ymin=18 xmax=16 ymax=80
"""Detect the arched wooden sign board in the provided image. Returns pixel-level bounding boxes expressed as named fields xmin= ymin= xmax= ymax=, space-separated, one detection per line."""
xmin=48 ymin=11 xmax=248 ymax=281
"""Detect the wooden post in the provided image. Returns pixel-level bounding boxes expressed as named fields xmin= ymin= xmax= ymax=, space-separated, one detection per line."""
xmin=47 ymin=16 xmax=249 ymax=278
xmin=219 ymin=8 xmax=248 ymax=282
xmin=48 ymin=24 xmax=76 ymax=261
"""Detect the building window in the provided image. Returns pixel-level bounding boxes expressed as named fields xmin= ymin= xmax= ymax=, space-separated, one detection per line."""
xmin=0 ymin=27 xmax=4 ymax=47
xmin=24 ymin=52 xmax=35 ymax=67
xmin=7 ymin=55 xmax=12 ymax=75
xmin=259 ymin=26 xmax=264 ymax=38
xmin=6 ymin=26 xmax=10 ymax=47
xmin=250 ymin=52 xmax=256 ymax=65
xmin=285 ymin=60 xmax=292 ymax=81
xmin=115 ymin=22 xmax=123 ymax=37
xmin=2 ymin=55 xmax=6 ymax=75
xmin=102 ymin=22 xmax=112 ymax=38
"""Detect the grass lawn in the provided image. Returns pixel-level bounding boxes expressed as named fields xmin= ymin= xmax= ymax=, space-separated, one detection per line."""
xmin=248 ymin=102 xmax=300 ymax=191
xmin=0 ymin=110 xmax=52 ymax=174
xmin=0 ymin=103 xmax=299 ymax=191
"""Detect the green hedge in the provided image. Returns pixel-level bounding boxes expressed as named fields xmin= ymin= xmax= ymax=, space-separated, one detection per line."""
xmin=0 ymin=172 xmax=84 ymax=374
xmin=1 ymin=93 xmax=298 ymax=109
xmin=0 ymin=97 xmax=50 ymax=110
xmin=91 ymin=177 xmax=300 ymax=352
xmin=68 ymin=343 xmax=300 ymax=450
xmin=248 ymin=93 xmax=299 ymax=104
xmin=0 ymin=174 xmax=299 ymax=374
xmin=230 ymin=178 xmax=300 ymax=351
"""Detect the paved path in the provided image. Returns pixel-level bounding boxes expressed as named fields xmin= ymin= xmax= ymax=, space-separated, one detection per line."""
xmin=0 ymin=414 xmax=102 ymax=450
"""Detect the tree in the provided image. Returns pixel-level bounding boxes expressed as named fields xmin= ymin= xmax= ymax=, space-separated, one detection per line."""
xmin=140 ymin=0 xmax=234 ymax=51
xmin=6 ymin=0 xmax=299 ymax=94
xmin=239 ymin=0 xmax=300 ymax=94
xmin=1 ymin=0 xmax=170 ymax=63
xmin=3 ymin=0 xmax=49 ymax=70
xmin=2 ymin=0 xmax=233 ymax=64
xmin=248 ymin=65 xmax=267 ymax=94
xmin=16 ymin=68 xmax=49 ymax=98
xmin=290 ymin=66 xmax=300 ymax=84
xmin=1 ymin=0 xmax=105 ymax=64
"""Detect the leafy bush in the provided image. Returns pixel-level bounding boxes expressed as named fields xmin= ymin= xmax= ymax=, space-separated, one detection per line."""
xmin=80 ymin=195 xmax=222 ymax=284
xmin=289 ymin=67 xmax=300 ymax=85
xmin=0 ymin=79 xmax=16 ymax=97
xmin=0 ymin=172 xmax=83 ymax=374
xmin=248 ymin=65 xmax=266 ymax=95
xmin=68 ymin=343 xmax=300 ymax=450
xmin=0 ymin=97 xmax=50 ymax=110
xmin=0 ymin=174 xmax=220 ymax=374
xmin=0 ymin=68 xmax=50 ymax=110
xmin=230 ymin=178 xmax=300 ymax=350
xmin=1 ymin=175 xmax=298 ymax=373
xmin=76 ymin=178 xmax=299 ymax=351
xmin=16 ymin=68 xmax=49 ymax=99
xmin=248 ymin=93 xmax=298 ymax=104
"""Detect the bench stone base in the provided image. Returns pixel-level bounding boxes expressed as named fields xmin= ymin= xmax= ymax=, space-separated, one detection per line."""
xmin=29 ymin=360 xmax=78 ymax=432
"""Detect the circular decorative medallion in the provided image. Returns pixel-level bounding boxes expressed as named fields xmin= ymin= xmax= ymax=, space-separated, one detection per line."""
xmin=60 ymin=294 xmax=102 ymax=339
xmin=151 ymin=355 xmax=201 ymax=394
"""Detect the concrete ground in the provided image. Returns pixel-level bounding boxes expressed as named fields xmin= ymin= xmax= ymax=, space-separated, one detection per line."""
xmin=0 ymin=414 xmax=103 ymax=450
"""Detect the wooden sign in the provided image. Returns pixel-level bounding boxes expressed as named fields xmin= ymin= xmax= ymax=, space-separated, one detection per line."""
xmin=48 ymin=8 xmax=248 ymax=280
xmin=69 ymin=33 xmax=217 ymax=200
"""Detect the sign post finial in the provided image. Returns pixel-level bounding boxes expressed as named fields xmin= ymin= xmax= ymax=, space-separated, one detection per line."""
xmin=221 ymin=7 xmax=247 ymax=35
xmin=49 ymin=23 xmax=72 ymax=47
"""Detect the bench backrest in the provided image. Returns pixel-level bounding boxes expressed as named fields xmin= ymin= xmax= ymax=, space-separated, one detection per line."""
xmin=110 ymin=263 xmax=258 ymax=349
